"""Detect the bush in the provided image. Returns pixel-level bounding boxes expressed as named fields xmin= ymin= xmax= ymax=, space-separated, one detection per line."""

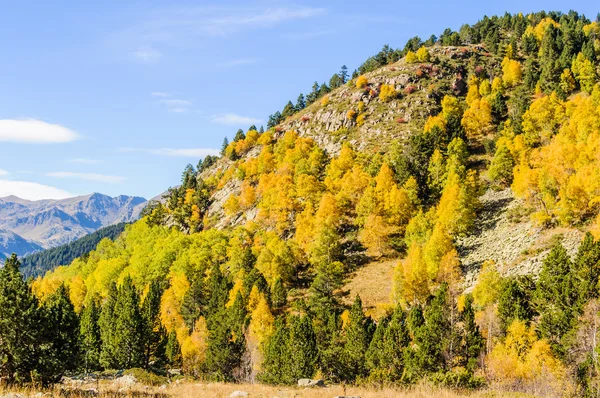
xmin=357 ymin=102 xmax=366 ymax=112
xmin=404 ymin=85 xmax=417 ymax=94
xmin=416 ymin=46 xmax=431 ymax=62
xmin=346 ymin=109 xmax=357 ymax=120
xmin=320 ymin=95 xmax=329 ymax=106
xmin=356 ymin=75 xmax=368 ymax=88
xmin=379 ymin=84 xmax=397 ymax=102
xmin=406 ymin=50 xmax=418 ymax=63
xmin=124 ymin=368 xmax=168 ymax=386
xmin=357 ymin=114 xmax=366 ymax=126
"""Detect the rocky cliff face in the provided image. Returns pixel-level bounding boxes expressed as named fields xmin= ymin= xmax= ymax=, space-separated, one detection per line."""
xmin=0 ymin=193 xmax=147 ymax=256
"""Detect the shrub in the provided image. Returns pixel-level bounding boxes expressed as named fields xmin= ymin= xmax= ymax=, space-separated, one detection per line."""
xmin=357 ymin=102 xmax=365 ymax=112
xmin=396 ymin=117 xmax=407 ymax=123
xmin=406 ymin=50 xmax=418 ymax=63
xmin=416 ymin=46 xmax=431 ymax=62
xmin=320 ymin=95 xmax=329 ymax=106
xmin=416 ymin=69 xmax=425 ymax=78
xmin=356 ymin=114 xmax=366 ymax=126
xmin=356 ymin=75 xmax=368 ymax=89
xmin=404 ymin=85 xmax=417 ymax=94
xmin=379 ymin=84 xmax=397 ymax=102
xmin=301 ymin=115 xmax=310 ymax=122
xmin=346 ymin=109 xmax=357 ymax=120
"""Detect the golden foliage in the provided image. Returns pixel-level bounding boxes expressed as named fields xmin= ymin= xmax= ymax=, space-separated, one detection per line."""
xmin=356 ymin=75 xmax=368 ymax=89
xmin=379 ymin=84 xmax=397 ymax=102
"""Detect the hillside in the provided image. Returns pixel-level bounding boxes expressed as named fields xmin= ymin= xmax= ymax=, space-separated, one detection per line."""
xmin=21 ymin=10 xmax=600 ymax=395
xmin=0 ymin=193 xmax=146 ymax=256
xmin=0 ymin=229 xmax=43 ymax=260
xmin=19 ymin=222 xmax=128 ymax=279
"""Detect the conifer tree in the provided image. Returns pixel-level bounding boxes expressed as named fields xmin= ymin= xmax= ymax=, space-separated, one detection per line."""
xmin=497 ymin=276 xmax=534 ymax=331
xmin=382 ymin=305 xmax=410 ymax=381
xmin=141 ymin=281 xmax=167 ymax=369
xmin=287 ymin=315 xmax=319 ymax=381
xmin=259 ymin=318 xmax=290 ymax=384
xmin=113 ymin=277 xmax=144 ymax=369
xmin=0 ymin=254 xmax=41 ymax=383
xmin=79 ymin=298 xmax=101 ymax=371
xmin=181 ymin=274 xmax=205 ymax=330
xmin=534 ymin=243 xmax=577 ymax=356
xmin=166 ymin=330 xmax=182 ymax=367
xmin=271 ymin=278 xmax=287 ymax=308
xmin=462 ymin=294 xmax=484 ymax=372
xmin=39 ymin=284 xmax=80 ymax=383
xmin=574 ymin=232 xmax=600 ymax=304
xmin=344 ymin=296 xmax=370 ymax=381
xmin=99 ymin=282 xmax=118 ymax=369
xmin=220 ymin=137 xmax=229 ymax=156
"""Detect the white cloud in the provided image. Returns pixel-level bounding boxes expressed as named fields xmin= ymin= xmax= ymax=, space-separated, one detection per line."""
xmin=211 ymin=113 xmax=261 ymax=126
xmin=133 ymin=47 xmax=162 ymax=63
xmin=119 ymin=6 xmax=326 ymax=60
xmin=68 ymin=158 xmax=102 ymax=165
xmin=0 ymin=119 xmax=79 ymax=144
xmin=120 ymin=147 xmax=219 ymax=158
xmin=0 ymin=169 xmax=8 ymax=176
xmin=216 ymin=58 xmax=259 ymax=68
xmin=151 ymin=92 xmax=171 ymax=98
xmin=0 ymin=180 xmax=73 ymax=200
xmin=46 ymin=172 xmax=126 ymax=184
xmin=155 ymin=96 xmax=192 ymax=113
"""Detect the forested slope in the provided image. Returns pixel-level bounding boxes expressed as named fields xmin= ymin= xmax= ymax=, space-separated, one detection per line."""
xmin=17 ymin=10 xmax=600 ymax=395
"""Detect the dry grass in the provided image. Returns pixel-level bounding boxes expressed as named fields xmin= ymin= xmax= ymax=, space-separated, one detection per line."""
xmin=0 ymin=381 xmax=537 ymax=398
xmin=342 ymin=259 xmax=397 ymax=318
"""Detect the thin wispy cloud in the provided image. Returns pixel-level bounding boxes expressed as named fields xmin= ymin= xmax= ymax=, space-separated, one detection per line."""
xmin=0 ymin=169 xmax=8 ymax=176
xmin=0 ymin=119 xmax=79 ymax=144
xmin=46 ymin=172 xmax=126 ymax=184
xmin=68 ymin=158 xmax=102 ymax=165
xmin=119 ymin=6 xmax=326 ymax=61
xmin=133 ymin=47 xmax=162 ymax=63
xmin=151 ymin=92 xmax=171 ymax=98
xmin=0 ymin=180 xmax=73 ymax=200
xmin=211 ymin=113 xmax=261 ymax=126
xmin=216 ymin=58 xmax=259 ymax=68
xmin=119 ymin=147 xmax=219 ymax=158
xmin=282 ymin=29 xmax=335 ymax=40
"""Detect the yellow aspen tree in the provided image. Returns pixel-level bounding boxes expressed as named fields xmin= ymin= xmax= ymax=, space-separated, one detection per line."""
xmin=393 ymin=243 xmax=429 ymax=305
xmin=461 ymin=97 xmax=493 ymax=139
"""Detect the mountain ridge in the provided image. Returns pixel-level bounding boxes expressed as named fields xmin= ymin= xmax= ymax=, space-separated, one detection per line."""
xmin=0 ymin=192 xmax=147 ymax=256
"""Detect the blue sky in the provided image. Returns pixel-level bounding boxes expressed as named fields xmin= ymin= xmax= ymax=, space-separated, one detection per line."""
xmin=0 ymin=1 xmax=597 ymax=200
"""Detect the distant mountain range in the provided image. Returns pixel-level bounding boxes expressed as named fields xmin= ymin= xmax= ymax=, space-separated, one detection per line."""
xmin=0 ymin=193 xmax=147 ymax=259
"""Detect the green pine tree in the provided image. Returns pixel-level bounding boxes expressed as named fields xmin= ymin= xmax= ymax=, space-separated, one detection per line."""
xmin=287 ymin=315 xmax=319 ymax=381
xmin=141 ymin=281 xmax=167 ymax=369
xmin=271 ymin=278 xmax=287 ymax=308
xmin=343 ymin=295 xmax=370 ymax=381
xmin=39 ymin=284 xmax=80 ymax=383
xmin=382 ymin=305 xmax=410 ymax=381
xmin=0 ymin=254 xmax=42 ymax=383
xmin=462 ymin=294 xmax=484 ymax=372
xmin=258 ymin=318 xmax=290 ymax=384
xmin=165 ymin=330 xmax=182 ymax=367
xmin=99 ymin=282 xmax=118 ymax=369
xmin=79 ymin=298 xmax=101 ymax=372
xmin=180 ymin=274 xmax=205 ymax=330
xmin=113 ymin=277 xmax=144 ymax=369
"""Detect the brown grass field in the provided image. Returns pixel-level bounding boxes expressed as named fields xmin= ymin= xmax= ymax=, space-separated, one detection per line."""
xmin=0 ymin=381 xmax=537 ymax=398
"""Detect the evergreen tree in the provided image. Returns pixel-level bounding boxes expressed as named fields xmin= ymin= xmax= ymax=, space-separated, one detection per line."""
xmin=281 ymin=101 xmax=295 ymax=119
xmin=382 ymin=306 xmax=410 ymax=381
xmin=259 ymin=318 xmax=290 ymax=384
xmin=287 ymin=315 xmax=319 ymax=381
xmin=220 ymin=137 xmax=229 ymax=156
xmin=271 ymin=278 xmax=287 ymax=308
xmin=534 ymin=243 xmax=577 ymax=356
xmin=141 ymin=281 xmax=167 ymax=369
xmin=365 ymin=316 xmax=388 ymax=381
xmin=39 ymin=284 xmax=80 ymax=383
xmin=497 ymin=276 xmax=534 ymax=331
xmin=309 ymin=261 xmax=344 ymax=317
xmin=234 ymin=129 xmax=246 ymax=142
xmin=165 ymin=330 xmax=182 ymax=367
xmin=181 ymin=274 xmax=205 ymax=330
xmin=462 ymin=294 xmax=484 ymax=372
xmin=248 ymin=125 xmax=257 ymax=132
xmin=259 ymin=125 xmax=264 ymax=133
xmin=339 ymin=65 xmax=349 ymax=84
xmin=79 ymin=298 xmax=101 ymax=371
xmin=295 ymin=94 xmax=306 ymax=112
xmin=99 ymin=282 xmax=118 ymax=369
xmin=344 ymin=296 xmax=370 ymax=381
xmin=574 ymin=232 xmax=600 ymax=303
xmin=113 ymin=277 xmax=144 ymax=369
xmin=0 ymin=254 xmax=41 ymax=383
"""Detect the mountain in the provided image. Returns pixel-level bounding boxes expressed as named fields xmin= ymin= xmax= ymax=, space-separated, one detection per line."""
xmin=19 ymin=222 xmax=128 ymax=279
xmin=0 ymin=229 xmax=43 ymax=260
xmin=29 ymin=11 xmax=600 ymax=394
xmin=0 ymin=193 xmax=146 ymax=256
